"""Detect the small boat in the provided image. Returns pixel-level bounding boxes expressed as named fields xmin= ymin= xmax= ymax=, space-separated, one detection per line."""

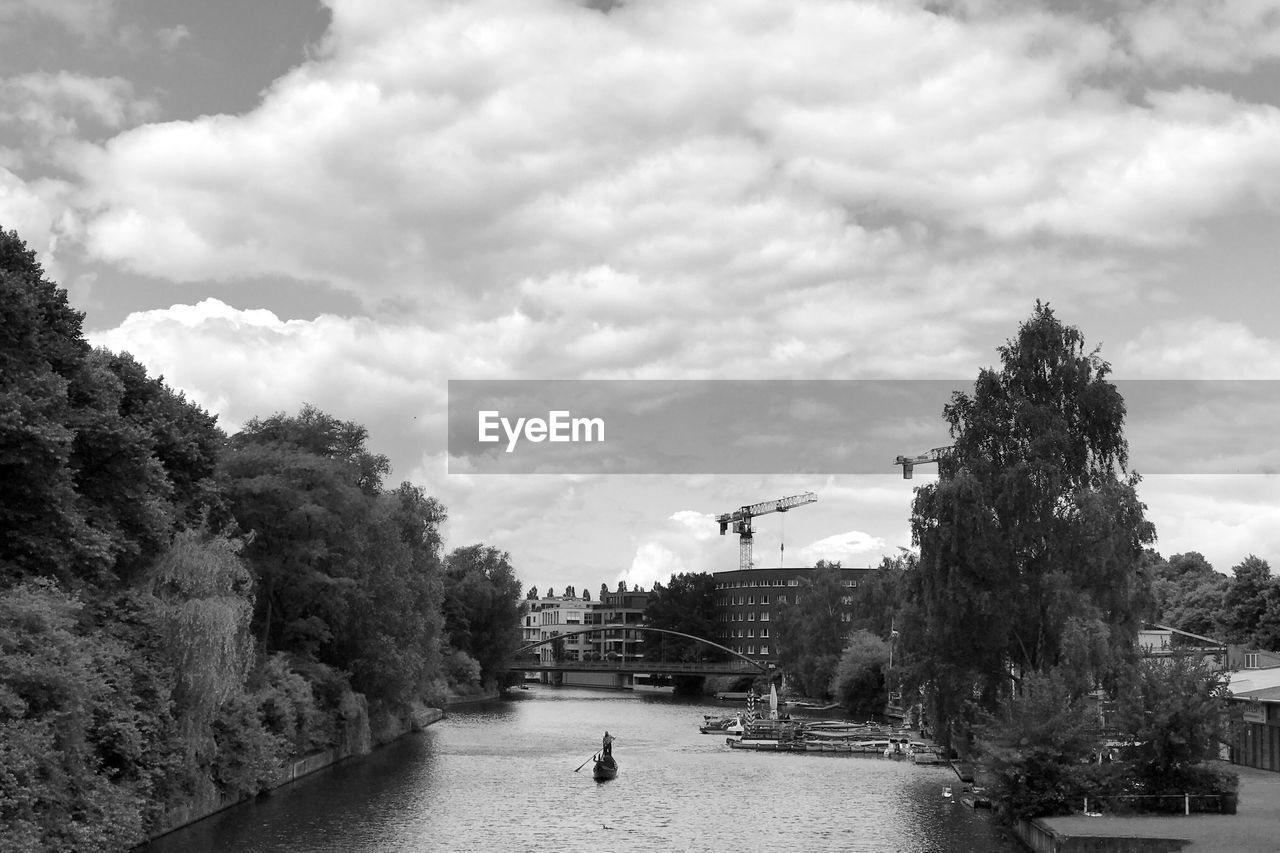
xmin=593 ymin=755 xmax=618 ymax=781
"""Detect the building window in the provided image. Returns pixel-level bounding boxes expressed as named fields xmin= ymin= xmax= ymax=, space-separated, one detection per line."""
xmin=760 ymin=645 xmax=769 ymax=655
xmin=778 ymin=595 xmax=786 ymax=604
xmin=747 ymin=646 xmax=756 ymax=655
xmin=748 ymin=595 xmax=755 ymax=605
xmin=748 ymin=612 xmax=755 ymax=621
xmin=761 ymin=595 xmax=769 ymax=605
xmin=760 ymin=628 xmax=769 ymax=638
xmin=761 ymin=611 xmax=770 ymax=622
xmin=748 ymin=628 xmax=755 ymax=638
xmin=1245 ymin=652 xmax=1260 ymax=669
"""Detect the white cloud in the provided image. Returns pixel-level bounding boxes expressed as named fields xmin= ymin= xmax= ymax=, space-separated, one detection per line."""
xmin=624 ymin=542 xmax=686 ymax=591
xmin=64 ymin=0 xmax=1280 ymax=312
xmin=0 ymin=0 xmax=115 ymax=38
xmin=1119 ymin=319 xmax=1280 ymax=378
xmin=797 ymin=530 xmax=887 ymax=566
xmin=1124 ymin=0 xmax=1280 ymax=73
xmin=669 ymin=510 xmax=719 ymax=541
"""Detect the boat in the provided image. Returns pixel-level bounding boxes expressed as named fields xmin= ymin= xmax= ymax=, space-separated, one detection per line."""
xmin=593 ymin=754 xmax=618 ymax=780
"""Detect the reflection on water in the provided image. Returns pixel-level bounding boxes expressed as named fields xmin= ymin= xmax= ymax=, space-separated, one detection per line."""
xmin=141 ymin=688 xmax=1020 ymax=852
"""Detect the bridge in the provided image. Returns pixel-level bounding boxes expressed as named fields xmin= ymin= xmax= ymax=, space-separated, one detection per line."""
xmin=508 ymin=626 xmax=776 ymax=678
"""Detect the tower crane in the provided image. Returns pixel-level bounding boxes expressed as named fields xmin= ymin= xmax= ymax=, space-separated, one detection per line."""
xmin=893 ymin=446 xmax=952 ymax=479
xmin=717 ymin=492 xmax=817 ymax=571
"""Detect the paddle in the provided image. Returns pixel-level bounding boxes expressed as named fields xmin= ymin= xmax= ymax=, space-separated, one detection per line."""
xmin=574 ymin=751 xmax=600 ymax=772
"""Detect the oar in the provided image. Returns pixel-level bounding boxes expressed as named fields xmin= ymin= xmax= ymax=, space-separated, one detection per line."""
xmin=574 ymin=751 xmax=600 ymax=772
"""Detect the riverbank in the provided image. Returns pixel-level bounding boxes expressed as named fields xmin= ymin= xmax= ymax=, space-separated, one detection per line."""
xmin=1024 ymin=763 xmax=1280 ymax=853
xmin=136 ymin=703 xmax=445 ymax=849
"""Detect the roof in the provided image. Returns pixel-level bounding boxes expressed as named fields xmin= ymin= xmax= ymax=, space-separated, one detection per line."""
xmin=1229 ymin=666 xmax=1280 ymax=700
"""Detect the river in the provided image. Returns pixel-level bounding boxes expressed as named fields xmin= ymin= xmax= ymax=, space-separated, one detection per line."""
xmin=141 ymin=686 xmax=1023 ymax=852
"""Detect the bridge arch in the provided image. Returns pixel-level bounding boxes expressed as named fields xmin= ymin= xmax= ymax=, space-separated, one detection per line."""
xmin=513 ymin=626 xmax=770 ymax=674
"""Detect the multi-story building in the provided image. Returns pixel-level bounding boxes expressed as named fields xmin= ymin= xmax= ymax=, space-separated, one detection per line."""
xmin=589 ymin=589 xmax=650 ymax=662
xmin=712 ymin=565 xmax=879 ymax=661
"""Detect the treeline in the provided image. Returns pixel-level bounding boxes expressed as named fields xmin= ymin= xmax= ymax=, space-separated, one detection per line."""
xmin=0 ymin=228 xmax=524 ymax=852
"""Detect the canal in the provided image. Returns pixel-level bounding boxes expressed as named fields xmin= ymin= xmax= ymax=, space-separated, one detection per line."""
xmin=141 ymin=687 xmax=1023 ymax=852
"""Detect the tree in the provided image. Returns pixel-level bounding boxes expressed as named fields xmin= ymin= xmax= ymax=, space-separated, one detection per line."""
xmin=774 ymin=561 xmax=850 ymax=698
xmin=830 ymin=629 xmax=889 ymax=716
xmin=1113 ymin=653 xmax=1235 ymax=799
xmin=150 ymin=526 xmax=254 ymax=747
xmin=564 ymin=585 xmax=576 ymax=599
xmin=1220 ymin=556 xmax=1275 ymax=646
xmin=441 ymin=545 xmax=525 ymax=688
xmin=526 ymin=586 xmax=538 ymax=600
xmin=905 ymin=304 xmax=1155 ymax=745
xmin=974 ymin=668 xmax=1102 ymax=822
xmin=641 ymin=572 xmax=725 ymax=663
xmin=1149 ymin=551 xmax=1229 ymax=640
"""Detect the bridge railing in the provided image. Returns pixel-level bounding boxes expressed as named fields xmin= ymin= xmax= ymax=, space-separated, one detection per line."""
xmin=509 ymin=659 xmax=771 ymax=673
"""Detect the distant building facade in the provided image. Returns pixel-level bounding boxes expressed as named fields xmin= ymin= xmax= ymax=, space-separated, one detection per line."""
xmin=712 ymin=565 xmax=879 ymax=660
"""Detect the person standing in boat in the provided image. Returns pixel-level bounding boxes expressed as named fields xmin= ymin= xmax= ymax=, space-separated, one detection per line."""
xmin=602 ymin=731 xmax=615 ymax=758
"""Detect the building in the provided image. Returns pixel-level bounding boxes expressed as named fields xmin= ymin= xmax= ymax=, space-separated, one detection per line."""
xmin=589 ymin=589 xmax=650 ymax=662
xmin=712 ymin=565 xmax=879 ymax=661
xmin=1228 ymin=664 xmax=1280 ymax=772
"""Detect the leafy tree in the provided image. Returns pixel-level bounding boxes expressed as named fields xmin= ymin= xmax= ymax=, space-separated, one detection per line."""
xmin=0 ymin=580 xmax=186 ymax=851
xmin=150 ymin=526 xmax=254 ymax=751
xmin=640 ymin=572 xmax=725 ymax=662
xmin=1220 ymin=556 xmax=1276 ymax=646
xmin=974 ymin=668 xmax=1102 ymax=822
xmin=830 ymin=629 xmax=889 ymax=716
xmin=219 ymin=405 xmax=389 ymax=654
xmin=1113 ymin=653 xmax=1235 ymax=798
xmin=774 ymin=561 xmax=850 ymax=698
xmin=1149 ymin=551 xmax=1229 ymax=640
xmin=905 ymin=304 xmax=1155 ymax=745
xmin=441 ymin=545 xmax=525 ymax=688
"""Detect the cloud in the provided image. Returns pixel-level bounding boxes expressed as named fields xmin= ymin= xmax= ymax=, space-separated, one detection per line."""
xmin=669 ymin=510 xmax=719 ymax=541
xmin=64 ymin=0 xmax=1280 ymax=311
xmin=0 ymin=0 xmax=115 ymax=38
xmin=797 ymin=529 xmax=887 ymax=565
xmin=1124 ymin=0 xmax=1280 ymax=73
xmin=1119 ymin=319 xmax=1280 ymax=378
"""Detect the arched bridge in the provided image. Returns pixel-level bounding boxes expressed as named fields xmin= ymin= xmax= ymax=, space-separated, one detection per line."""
xmin=509 ymin=626 xmax=773 ymax=676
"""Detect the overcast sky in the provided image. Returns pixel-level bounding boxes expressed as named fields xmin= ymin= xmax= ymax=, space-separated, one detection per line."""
xmin=4 ymin=0 xmax=1280 ymax=595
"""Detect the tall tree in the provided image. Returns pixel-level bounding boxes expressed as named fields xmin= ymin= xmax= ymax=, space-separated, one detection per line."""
xmin=441 ymin=545 xmax=525 ymax=688
xmin=774 ymin=561 xmax=851 ymax=698
xmin=1150 ymin=551 xmax=1229 ymax=639
xmin=905 ymin=304 xmax=1155 ymax=745
xmin=641 ymin=572 xmax=726 ymax=662
xmin=1220 ymin=556 xmax=1276 ymax=646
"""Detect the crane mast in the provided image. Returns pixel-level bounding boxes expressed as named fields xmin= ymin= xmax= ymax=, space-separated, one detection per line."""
xmin=717 ymin=491 xmax=818 ymax=571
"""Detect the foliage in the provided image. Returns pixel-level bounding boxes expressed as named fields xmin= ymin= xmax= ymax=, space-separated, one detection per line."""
xmin=774 ymin=561 xmax=850 ymax=698
xmin=0 ymin=580 xmax=185 ymax=851
xmin=1220 ymin=555 xmax=1279 ymax=648
xmin=151 ymin=526 xmax=255 ymax=746
xmin=1 ymin=230 xmax=223 ymax=589
xmin=441 ymin=545 xmax=525 ymax=688
xmin=974 ymin=668 xmax=1102 ymax=822
xmin=829 ymin=630 xmax=889 ymax=716
xmin=1148 ymin=551 xmax=1229 ymax=639
xmin=905 ymin=304 xmax=1155 ymax=744
xmin=1112 ymin=653 xmax=1234 ymax=794
xmin=641 ymin=572 xmax=726 ymax=662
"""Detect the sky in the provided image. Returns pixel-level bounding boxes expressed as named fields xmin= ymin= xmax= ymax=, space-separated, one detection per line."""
xmin=4 ymin=0 xmax=1280 ymax=596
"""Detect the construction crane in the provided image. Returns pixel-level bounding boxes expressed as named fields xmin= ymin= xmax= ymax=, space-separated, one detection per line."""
xmin=893 ymin=446 xmax=952 ymax=479
xmin=717 ymin=492 xmax=817 ymax=571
